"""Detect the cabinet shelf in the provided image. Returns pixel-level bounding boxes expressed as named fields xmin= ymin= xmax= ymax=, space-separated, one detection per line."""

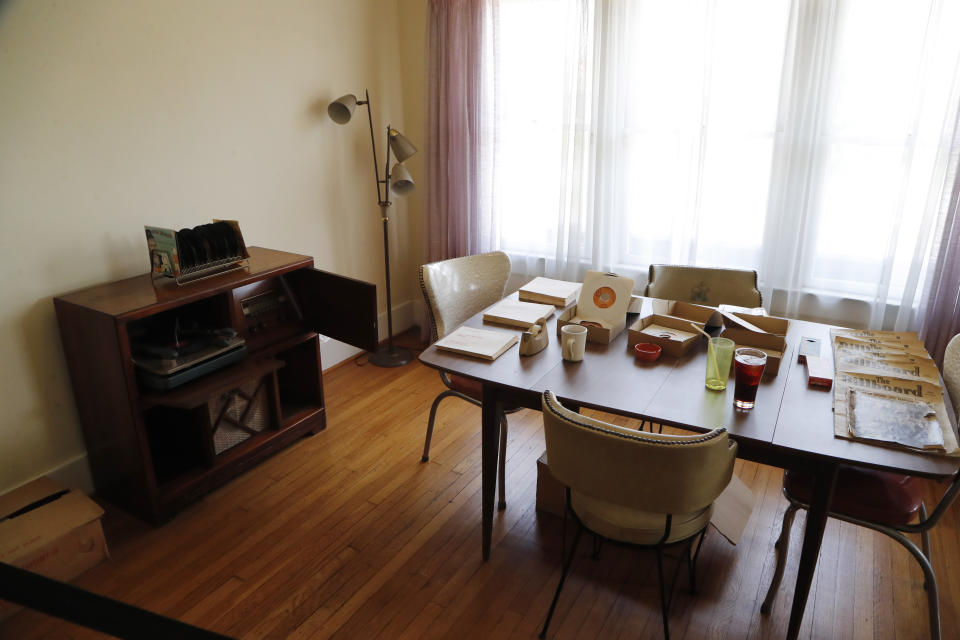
xmin=139 ymin=357 xmax=284 ymax=410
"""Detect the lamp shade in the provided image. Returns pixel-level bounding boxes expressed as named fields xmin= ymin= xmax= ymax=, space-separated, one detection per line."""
xmin=390 ymin=163 xmax=415 ymax=196
xmin=388 ymin=129 xmax=418 ymax=163
xmin=328 ymin=94 xmax=358 ymax=124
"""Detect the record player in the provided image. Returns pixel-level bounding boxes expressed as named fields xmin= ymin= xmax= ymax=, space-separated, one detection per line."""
xmin=132 ymin=323 xmax=247 ymax=390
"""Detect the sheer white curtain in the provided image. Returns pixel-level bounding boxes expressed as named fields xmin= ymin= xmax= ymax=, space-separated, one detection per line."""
xmin=494 ymin=0 xmax=960 ymax=329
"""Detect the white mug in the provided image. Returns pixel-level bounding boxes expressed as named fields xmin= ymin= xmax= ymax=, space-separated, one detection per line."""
xmin=561 ymin=325 xmax=588 ymax=362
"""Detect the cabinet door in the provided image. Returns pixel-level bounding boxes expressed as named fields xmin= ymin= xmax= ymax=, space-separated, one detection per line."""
xmin=285 ymin=268 xmax=378 ymax=352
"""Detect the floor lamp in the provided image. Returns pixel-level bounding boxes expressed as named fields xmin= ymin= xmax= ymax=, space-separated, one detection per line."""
xmin=328 ymin=90 xmax=417 ymax=367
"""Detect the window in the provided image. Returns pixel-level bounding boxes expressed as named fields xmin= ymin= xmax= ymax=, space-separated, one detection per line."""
xmin=493 ymin=0 xmax=960 ymax=321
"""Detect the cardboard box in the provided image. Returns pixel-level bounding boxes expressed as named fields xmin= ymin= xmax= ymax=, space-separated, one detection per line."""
xmin=535 ymin=451 xmax=756 ymax=544
xmin=649 ymin=299 xmax=723 ymax=329
xmin=0 ymin=477 xmax=108 ymax=621
xmin=556 ymin=305 xmax=626 ymax=344
xmin=719 ymin=327 xmax=786 ymax=376
xmin=627 ymin=314 xmax=704 ymax=357
xmin=536 ymin=452 xmax=567 ymax=517
xmin=719 ymin=312 xmax=790 ymax=376
xmin=722 ymin=312 xmax=789 ymax=337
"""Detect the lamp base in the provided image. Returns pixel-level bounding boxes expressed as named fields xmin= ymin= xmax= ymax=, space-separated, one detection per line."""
xmin=368 ymin=345 xmax=413 ymax=368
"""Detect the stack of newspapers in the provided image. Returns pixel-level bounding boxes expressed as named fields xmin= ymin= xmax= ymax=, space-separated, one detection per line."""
xmin=831 ymin=329 xmax=957 ymax=455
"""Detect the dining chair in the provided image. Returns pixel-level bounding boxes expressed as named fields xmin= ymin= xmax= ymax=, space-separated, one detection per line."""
xmin=538 ymin=390 xmax=737 ymax=639
xmin=645 ymin=264 xmax=762 ymax=308
xmin=418 ymin=251 xmax=516 ymax=509
xmin=760 ymin=333 xmax=960 ymax=640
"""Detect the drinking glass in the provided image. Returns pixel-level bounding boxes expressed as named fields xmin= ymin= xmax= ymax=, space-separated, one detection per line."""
xmin=733 ymin=348 xmax=767 ymax=409
xmin=705 ymin=337 xmax=735 ymax=391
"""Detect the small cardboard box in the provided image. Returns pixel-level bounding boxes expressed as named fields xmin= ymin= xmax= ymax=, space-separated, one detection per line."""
xmin=557 ymin=305 xmax=626 ymax=344
xmin=719 ymin=328 xmax=787 ymax=376
xmin=627 ymin=314 xmax=703 ymax=357
xmin=650 ymin=299 xmax=723 ymax=329
xmin=720 ymin=312 xmax=789 ymax=376
xmin=722 ymin=312 xmax=789 ymax=337
xmin=536 ymin=452 xmax=566 ymax=517
xmin=0 ymin=477 xmax=108 ymax=621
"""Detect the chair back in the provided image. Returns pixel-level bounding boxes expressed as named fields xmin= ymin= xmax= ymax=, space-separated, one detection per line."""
xmin=645 ymin=264 xmax=762 ymax=307
xmin=419 ymin=251 xmax=511 ymax=340
xmin=943 ymin=334 xmax=960 ymax=411
xmin=541 ymin=391 xmax=737 ymax=515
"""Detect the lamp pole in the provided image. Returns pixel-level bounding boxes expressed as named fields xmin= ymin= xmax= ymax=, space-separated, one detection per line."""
xmin=336 ymin=89 xmax=413 ymax=367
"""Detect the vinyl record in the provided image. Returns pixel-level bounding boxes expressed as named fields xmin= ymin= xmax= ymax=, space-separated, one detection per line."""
xmin=213 ymin=222 xmax=240 ymax=258
xmin=177 ymin=228 xmax=199 ymax=269
xmin=204 ymin=223 xmax=229 ymax=260
xmin=192 ymin=224 xmax=215 ymax=263
xmin=218 ymin=221 xmax=242 ymax=257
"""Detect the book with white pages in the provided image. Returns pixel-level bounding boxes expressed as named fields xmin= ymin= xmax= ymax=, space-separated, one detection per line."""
xmin=519 ymin=277 xmax=582 ymax=308
xmin=483 ymin=299 xmax=555 ymax=329
xmin=434 ymin=326 xmax=519 ymax=361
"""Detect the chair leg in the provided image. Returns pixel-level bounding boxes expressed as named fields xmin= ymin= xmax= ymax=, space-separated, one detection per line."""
xmin=656 ymin=548 xmax=671 ymax=640
xmin=881 ymin=525 xmax=941 ymax=640
xmin=498 ymin=413 xmax=508 ymax=510
xmin=761 ymin=503 xmax=799 ymax=615
xmin=689 ymin=529 xmax=707 ymax=594
xmin=919 ymin=502 xmax=932 ymax=591
xmin=421 ymin=390 xmax=459 ymax=462
xmin=540 ymin=521 xmax=583 ymax=639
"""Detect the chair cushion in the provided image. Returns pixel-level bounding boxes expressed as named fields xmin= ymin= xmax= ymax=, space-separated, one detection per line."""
xmin=447 ymin=374 xmax=519 ymax=412
xmin=448 ymin=374 xmax=483 ymax=400
xmin=783 ymin=468 xmax=923 ymax=526
xmin=571 ymin=490 xmax=713 ymax=545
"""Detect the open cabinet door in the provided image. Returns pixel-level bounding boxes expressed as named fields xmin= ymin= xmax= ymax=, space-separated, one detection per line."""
xmin=284 ymin=268 xmax=378 ymax=353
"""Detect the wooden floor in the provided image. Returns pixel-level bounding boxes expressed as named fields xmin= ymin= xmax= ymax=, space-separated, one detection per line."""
xmin=4 ymin=350 xmax=960 ymax=639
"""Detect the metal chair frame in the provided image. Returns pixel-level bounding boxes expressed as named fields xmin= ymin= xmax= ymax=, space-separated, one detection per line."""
xmin=540 ymin=487 xmax=708 ymax=640
xmin=421 ymin=370 xmax=520 ymax=509
xmin=761 ymin=472 xmax=960 ymax=640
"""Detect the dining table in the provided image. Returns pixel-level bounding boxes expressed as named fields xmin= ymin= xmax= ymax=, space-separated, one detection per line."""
xmin=418 ymin=295 xmax=958 ymax=640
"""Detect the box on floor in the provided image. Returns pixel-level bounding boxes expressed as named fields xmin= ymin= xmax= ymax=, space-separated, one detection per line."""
xmin=0 ymin=477 xmax=109 ymax=621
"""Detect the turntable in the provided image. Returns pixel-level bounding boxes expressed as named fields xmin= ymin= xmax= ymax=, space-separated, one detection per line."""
xmin=132 ymin=325 xmax=247 ymax=390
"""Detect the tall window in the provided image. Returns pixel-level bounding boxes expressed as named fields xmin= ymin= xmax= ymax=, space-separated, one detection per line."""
xmin=493 ymin=0 xmax=960 ymax=326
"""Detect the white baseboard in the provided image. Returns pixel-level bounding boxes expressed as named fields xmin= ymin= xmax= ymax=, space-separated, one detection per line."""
xmin=12 ymin=453 xmax=96 ymax=495
xmin=319 ymin=298 xmax=417 ymax=369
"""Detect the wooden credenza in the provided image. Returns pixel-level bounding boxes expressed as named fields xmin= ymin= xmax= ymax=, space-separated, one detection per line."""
xmin=53 ymin=247 xmax=377 ymax=523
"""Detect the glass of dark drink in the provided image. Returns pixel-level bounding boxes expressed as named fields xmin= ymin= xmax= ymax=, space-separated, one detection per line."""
xmin=733 ymin=348 xmax=767 ymax=409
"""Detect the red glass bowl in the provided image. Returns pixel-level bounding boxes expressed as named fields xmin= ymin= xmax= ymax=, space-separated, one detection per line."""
xmin=634 ymin=342 xmax=662 ymax=362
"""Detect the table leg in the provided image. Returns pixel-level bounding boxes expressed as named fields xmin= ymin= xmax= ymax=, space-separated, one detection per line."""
xmin=481 ymin=384 xmax=501 ymax=562
xmin=786 ymin=461 xmax=837 ymax=640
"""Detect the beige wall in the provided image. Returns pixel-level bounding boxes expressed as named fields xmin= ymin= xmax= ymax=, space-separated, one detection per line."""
xmin=0 ymin=0 xmax=429 ymax=493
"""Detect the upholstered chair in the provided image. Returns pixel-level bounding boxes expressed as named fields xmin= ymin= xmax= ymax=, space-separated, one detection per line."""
xmin=760 ymin=333 xmax=960 ymax=640
xmin=538 ymin=391 xmax=737 ymax=639
xmin=645 ymin=264 xmax=762 ymax=308
xmin=418 ymin=251 xmax=516 ymax=508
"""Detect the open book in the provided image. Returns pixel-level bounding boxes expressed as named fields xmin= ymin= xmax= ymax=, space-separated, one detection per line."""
xmin=434 ymin=326 xmax=519 ymax=361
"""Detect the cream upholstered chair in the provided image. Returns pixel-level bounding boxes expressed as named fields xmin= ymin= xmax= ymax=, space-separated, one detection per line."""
xmin=419 ymin=251 xmax=515 ymax=508
xmin=645 ymin=264 xmax=762 ymax=308
xmin=539 ymin=391 xmax=737 ymax=639
xmin=760 ymin=333 xmax=960 ymax=640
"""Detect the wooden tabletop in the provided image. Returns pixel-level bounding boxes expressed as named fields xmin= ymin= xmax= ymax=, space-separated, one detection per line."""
xmin=420 ymin=296 xmax=959 ymax=479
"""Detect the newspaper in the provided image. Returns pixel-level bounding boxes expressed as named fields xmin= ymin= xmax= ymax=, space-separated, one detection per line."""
xmin=830 ymin=329 xmax=958 ymax=456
